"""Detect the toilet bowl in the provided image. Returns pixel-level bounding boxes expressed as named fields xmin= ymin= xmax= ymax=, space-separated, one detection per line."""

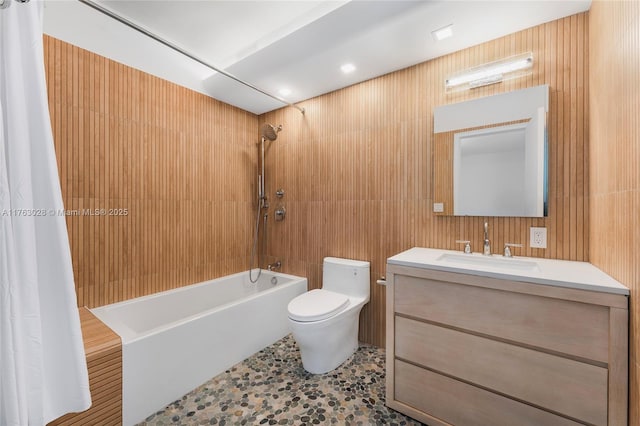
xmin=287 ymin=257 xmax=370 ymax=374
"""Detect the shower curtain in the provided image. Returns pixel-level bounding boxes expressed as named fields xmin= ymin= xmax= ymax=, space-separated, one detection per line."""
xmin=0 ymin=1 xmax=91 ymax=424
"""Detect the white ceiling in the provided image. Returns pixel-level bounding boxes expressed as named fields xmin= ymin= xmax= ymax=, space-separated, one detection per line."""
xmin=43 ymin=0 xmax=591 ymax=115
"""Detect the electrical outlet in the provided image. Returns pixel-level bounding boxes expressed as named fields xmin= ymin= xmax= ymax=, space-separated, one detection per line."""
xmin=530 ymin=227 xmax=547 ymax=249
xmin=433 ymin=202 xmax=444 ymax=213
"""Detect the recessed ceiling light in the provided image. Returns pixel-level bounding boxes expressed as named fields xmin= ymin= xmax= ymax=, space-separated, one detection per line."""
xmin=279 ymin=88 xmax=292 ymax=97
xmin=432 ymin=24 xmax=453 ymax=41
xmin=340 ymin=63 xmax=356 ymax=74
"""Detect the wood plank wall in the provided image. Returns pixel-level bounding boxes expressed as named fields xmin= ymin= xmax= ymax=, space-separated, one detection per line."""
xmin=589 ymin=1 xmax=639 ymax=424
xmin=260 ymin=13 xmax=589 ymax=347
xmin=43 ymin=35 xmax=259 ymax=308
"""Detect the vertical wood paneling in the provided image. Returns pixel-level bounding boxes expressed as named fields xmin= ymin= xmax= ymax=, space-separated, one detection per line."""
xmin=261 ymin=13 xmax=590 ymax=348
xmin=43 ymin=35 xmax=259 ymax=309
xmin=589 ymin=1 xmax=640 ymax=424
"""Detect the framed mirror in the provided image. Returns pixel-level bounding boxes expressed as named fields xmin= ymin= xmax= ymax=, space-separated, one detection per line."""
xmin=433 ymin=85 xmax=549 ymax=217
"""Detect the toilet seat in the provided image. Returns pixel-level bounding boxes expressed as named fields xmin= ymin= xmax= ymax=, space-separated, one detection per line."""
xmin=287 ymin=289 xmax=349 ymax=322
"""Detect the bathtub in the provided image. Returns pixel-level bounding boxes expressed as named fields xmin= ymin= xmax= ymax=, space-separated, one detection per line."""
xmin=91 ymin=270 xmax=307 ymax=426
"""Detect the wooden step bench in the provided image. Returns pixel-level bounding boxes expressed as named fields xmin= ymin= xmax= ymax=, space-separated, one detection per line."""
xmin=48 ymin=308 xmax=122 ymax=426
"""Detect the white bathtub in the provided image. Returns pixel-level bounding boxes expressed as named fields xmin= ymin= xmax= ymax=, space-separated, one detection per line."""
xmin=91 ymin=270 xmax=307 ymax=425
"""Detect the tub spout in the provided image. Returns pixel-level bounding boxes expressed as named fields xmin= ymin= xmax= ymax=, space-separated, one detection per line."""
xmin=267 ymin=261 xmax=281 ymax=271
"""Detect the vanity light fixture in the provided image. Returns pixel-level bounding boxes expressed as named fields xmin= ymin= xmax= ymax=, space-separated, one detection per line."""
xmin=340 ymin=63 xmax=356 ymax=74
xmin=432 ymin=24 xmax=453 ymax=41
xmin=445 ymin=52 xmax=533 ymax=91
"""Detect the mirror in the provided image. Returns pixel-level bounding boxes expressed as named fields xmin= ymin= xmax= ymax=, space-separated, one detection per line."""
xmin=433 ymin=85 xmax=548 ymax=217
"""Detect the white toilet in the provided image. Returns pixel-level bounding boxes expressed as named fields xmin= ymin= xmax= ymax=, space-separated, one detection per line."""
xmin=287 ymin=257 xmax=370 ymax=374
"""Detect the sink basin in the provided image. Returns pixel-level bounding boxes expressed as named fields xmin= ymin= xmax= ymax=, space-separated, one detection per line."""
xmin=436 ymin=253 xmax=540 ymax=272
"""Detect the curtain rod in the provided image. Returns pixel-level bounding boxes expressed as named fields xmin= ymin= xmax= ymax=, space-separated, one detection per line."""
xmin=77 ymin=0 xmax=305 ymax=115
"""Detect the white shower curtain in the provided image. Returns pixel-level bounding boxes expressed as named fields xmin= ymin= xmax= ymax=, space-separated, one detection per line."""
xmin=0 ymin=1 xmax=91 ymax=424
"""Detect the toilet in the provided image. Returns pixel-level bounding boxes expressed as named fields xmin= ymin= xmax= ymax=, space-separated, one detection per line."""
xmin=287 ymin=257 xmax=370 ymax=374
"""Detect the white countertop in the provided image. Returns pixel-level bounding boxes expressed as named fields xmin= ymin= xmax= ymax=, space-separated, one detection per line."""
xmin=388 ymin=247 xmax=629 ymax=295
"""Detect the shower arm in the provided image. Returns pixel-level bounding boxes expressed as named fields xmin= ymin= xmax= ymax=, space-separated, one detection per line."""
xmin=77 ymin=0 xmax=305 ymax=115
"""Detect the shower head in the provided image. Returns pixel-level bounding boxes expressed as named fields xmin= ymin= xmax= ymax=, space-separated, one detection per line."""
xmin=261 ymin=123 xmax=282 ymax=141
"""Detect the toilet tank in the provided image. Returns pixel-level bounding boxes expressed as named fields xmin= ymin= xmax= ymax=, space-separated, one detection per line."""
xmin=322 ymin=257 xmax=370 ymax=300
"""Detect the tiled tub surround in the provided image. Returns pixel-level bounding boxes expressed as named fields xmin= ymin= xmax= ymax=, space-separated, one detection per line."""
xmin=141 ymin=335 xmax=421 ymax=426
xmin=92 ymin=270 xmax=307 ymax=425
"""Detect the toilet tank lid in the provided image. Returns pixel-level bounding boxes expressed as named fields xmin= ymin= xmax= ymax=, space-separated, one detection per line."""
xmin=287 ymin=289 xmax=349 ymax=322
xmin=323 ymin=257 xmax=370 ymax=268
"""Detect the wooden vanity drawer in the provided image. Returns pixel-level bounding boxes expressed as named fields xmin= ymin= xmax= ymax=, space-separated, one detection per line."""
xmin=394 ymin=360 xmax=583 ymax=426
xmin=394 ymin=274 xmax=610 ymax=363
xmin=395 ymin=316 xmax=608 ymax=425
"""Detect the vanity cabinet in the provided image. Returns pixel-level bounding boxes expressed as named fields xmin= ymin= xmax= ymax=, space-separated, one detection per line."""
xmin=385 ymin=261 xmax=628 ymax=426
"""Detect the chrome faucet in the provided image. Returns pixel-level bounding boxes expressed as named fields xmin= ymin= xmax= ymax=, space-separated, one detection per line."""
xmin=456 ymin=240 xmax=472 ymax=254
xmin=503 ymin=243 xmax=523 ymax=258
xmin=483 ymin=222 xmax=491 ymax=256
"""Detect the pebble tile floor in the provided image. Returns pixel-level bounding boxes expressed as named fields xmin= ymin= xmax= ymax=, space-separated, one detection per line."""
xmin=140 ymin=335 xmax=423 ymax=425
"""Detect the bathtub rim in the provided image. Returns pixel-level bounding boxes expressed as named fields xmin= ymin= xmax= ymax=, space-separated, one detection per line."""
xmin=91 ymin=269 xmax=308 ymax=344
